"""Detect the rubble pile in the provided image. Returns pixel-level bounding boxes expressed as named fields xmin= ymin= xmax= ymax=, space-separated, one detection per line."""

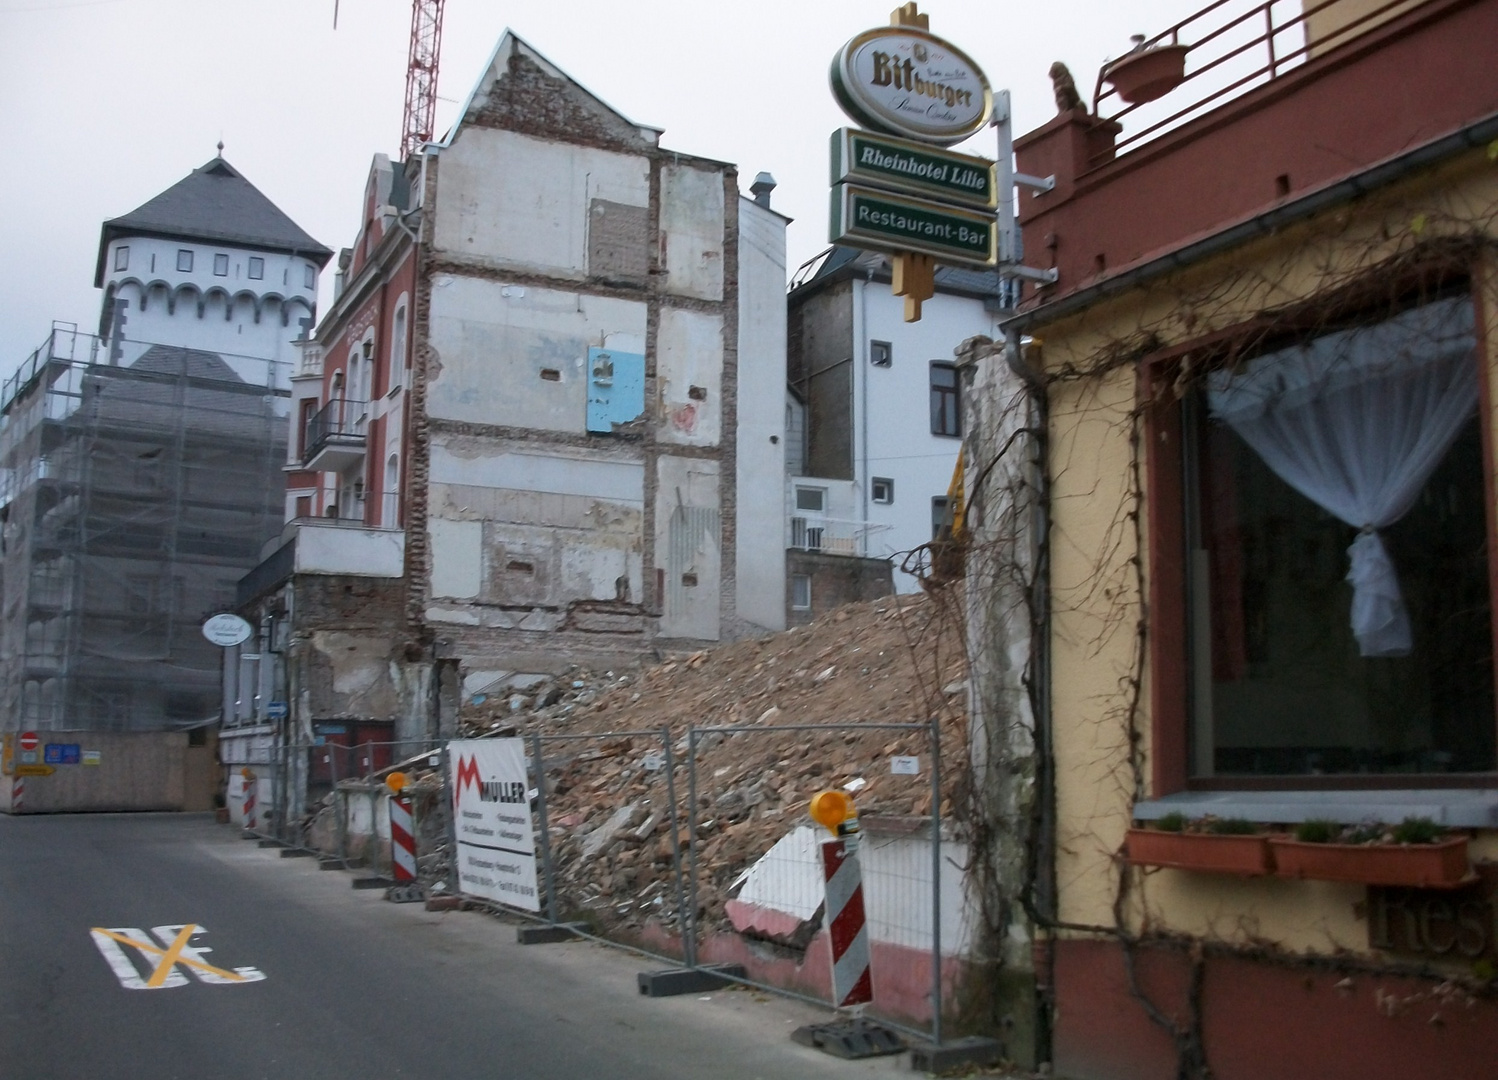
xmin=459 ymin=592 xmax=969 ymax=935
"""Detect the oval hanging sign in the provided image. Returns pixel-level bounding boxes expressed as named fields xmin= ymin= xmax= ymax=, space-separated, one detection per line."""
xmin=202 ymin=613 xmax=253 ymax=647
xmin=831 ymin=27 xmax=992 ymax=146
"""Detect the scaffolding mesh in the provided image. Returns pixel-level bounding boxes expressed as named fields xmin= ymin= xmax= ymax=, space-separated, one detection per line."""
xmin=0 ymin=326 xmax=289 ymax=731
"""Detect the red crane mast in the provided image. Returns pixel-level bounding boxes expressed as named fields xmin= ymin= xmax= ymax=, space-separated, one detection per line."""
xmin=401 ymin=0 xmax=446 ymax=161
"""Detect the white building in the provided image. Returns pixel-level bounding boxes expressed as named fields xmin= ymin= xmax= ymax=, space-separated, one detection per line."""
xmin=95 ymin=155 xmax=331 ymax=379
xmin=784 ymin=247 xmax=1013 ymax=620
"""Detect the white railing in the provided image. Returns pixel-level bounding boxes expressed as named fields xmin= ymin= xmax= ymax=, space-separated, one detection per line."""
xmin=788 ymin=515 xmax=893 ymax=557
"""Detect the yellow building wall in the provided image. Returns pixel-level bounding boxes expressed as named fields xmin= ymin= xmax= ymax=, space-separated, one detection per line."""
xmin=1304 ymin=0 xmax=1432 ymax=59
xmin=1036 ymin=147 xmax=1498 ymax=961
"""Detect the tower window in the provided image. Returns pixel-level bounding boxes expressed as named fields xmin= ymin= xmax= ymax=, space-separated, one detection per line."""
xmin=176 ymin=249 xmax=194 ymax=273
xmin=304 ymin=264 xmax=316 ymax=289
xmin=213 ymin=254 xmax=229 ymax=277
xmin=114 ymin=246 xmax=129 ymax=272
xmin=248 ymin=257 xmax=264 ymax=280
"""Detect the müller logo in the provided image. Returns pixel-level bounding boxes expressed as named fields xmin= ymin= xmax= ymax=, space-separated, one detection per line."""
xmin=454 ymin=755 xmax=526 ymax=804
xmin=830 ymin=26 xmax=992 ymax=146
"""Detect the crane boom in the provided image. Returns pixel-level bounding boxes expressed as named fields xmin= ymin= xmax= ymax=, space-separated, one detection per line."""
xmin=401 ymin=0 xmax=446 ymax=161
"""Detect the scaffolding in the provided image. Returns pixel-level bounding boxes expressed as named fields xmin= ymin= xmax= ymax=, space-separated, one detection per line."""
xmin=0 ymin=325 xmax=289 ymax=732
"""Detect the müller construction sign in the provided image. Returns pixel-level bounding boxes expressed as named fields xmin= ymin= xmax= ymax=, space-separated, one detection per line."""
xmin=448 ymin=738 xmax=540 ymax=911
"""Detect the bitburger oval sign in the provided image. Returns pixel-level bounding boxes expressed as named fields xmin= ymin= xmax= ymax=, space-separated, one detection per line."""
xmin=831 ymin=27 xmax=993 ymax=146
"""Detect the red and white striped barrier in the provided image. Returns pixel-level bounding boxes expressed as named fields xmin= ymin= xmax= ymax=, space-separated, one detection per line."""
xmin=389 ymin=793 xmax=417 ymax=882
xmin=12 ymin=775 xmax=23 ymax=814
xmin=820 ymin=837 xmax=873 ymax=1009
xmin=242 ymin=778 xmax=257 ymax=832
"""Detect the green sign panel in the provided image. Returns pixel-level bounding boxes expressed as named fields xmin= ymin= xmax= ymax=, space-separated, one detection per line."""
xmin=830 ymin=184 xmax=996 ymax=267
xmin=831 ymin=128 xmax=996 ymax=209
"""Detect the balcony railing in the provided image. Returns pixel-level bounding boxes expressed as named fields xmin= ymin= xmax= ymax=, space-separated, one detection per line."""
xmin=1090 ymin=0 xmax=1411 ymax=164
xmin=789 ymin=515 xmax=893 ymax=557
xmin=302 ymin=397 xmax=367 ymax=471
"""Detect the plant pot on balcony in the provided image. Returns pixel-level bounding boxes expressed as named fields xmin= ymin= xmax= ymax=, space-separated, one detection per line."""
xmin=1126 ymin=827 xmax=1273 ymax=876
xmin=1102 ymin=43 xmax=1189 ymax=105
xmin=1268 ymin=836 xmax=1470 ymax=888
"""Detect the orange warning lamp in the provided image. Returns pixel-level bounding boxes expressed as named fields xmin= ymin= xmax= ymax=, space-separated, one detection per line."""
xmin=809 ymin=789 xmax=856 ymax=833
xmin=385 ymin=771 xmax=408 ymax=793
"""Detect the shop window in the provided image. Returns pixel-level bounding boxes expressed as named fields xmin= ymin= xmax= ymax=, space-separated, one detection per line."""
xmin=1174 ymin=294 xmax=1494 ymax=780
xmin=930 ymin=362 xmax=961 ymax=436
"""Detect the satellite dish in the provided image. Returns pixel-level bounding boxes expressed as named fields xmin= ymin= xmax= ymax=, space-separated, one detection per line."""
xmin=202 ymin=613 xmax=253 ymax=647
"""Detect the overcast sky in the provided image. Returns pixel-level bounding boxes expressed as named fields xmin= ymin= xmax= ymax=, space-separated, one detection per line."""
xmin=0 ymin=0 xmax=1213 ymax=368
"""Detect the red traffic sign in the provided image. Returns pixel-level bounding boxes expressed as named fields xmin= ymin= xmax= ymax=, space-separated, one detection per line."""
xmin=19 ymin=731 xmax=39 ymax=752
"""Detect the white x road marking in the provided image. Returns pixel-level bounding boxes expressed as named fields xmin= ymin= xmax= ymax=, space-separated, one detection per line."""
xmin=90 ymin=924 xmax=267 ymax=990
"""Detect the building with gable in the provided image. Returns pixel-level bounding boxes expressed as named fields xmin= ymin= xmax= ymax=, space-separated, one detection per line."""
xmin=228 ymin=32 xmax=788 ymax=800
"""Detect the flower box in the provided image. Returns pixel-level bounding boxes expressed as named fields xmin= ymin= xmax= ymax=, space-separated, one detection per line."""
xmin=1103 ymin=43 xmax=1190 ymax=105
xmin=1268 ymin=836 xmax=1470 ymax=888
xmin=1126 ymin=827 xmax=1273 ymax=876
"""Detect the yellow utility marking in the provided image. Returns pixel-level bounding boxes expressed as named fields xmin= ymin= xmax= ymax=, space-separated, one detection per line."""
xmin=90 ymin=927 xmax=247 ymax=983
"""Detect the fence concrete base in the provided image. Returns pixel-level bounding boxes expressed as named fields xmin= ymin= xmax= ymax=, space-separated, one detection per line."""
xmin=636 ymin=964 xmax=747 ymax=997
xmin=908 ymin=1035 xmax=1003 ymax=1072
xmin=351 ymin=876 xmax=393 ymax=890
xmin=517 ymin=923 xmax=588 ymax=945
xmin=791 ymin=1019 xmax=906 ymax=1060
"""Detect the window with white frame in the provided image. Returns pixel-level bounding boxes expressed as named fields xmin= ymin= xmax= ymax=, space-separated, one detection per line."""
xmin=794 ymin=486 xmax=825 ymax=513
xmin=389 ymin=305 xmax=406 ymax=392
xmin=872 ymin=477 xmax=894 ymax=504
xmin=791 ymin=574 xmax=812 ymax=611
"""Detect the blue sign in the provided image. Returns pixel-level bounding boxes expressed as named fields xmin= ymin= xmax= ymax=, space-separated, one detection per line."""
xmin=45 ymin=743 xmax=81 ymax=765
xmin=265 ymin=701 xmax=288 ymax=719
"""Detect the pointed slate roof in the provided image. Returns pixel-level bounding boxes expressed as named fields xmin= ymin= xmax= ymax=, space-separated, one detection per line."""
xmin=95 ymin=158 xmax=332 ymax=286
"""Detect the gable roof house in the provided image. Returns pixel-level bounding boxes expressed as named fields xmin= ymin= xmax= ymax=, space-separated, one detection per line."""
xmin=228 ymin=33 xmax=788 ymax=816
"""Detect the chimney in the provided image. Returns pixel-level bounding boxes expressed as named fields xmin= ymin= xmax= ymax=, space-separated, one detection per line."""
xmin=750 ymin=171 xmax=777 ymax=209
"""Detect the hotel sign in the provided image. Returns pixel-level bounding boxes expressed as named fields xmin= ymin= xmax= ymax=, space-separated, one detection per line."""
xmin=830 ymin=26 xmax=992 ymax=145
xmin=830 ymin=184 xmax=995 ymax=268
xmin=831 ymin=127 xmax=995 ymax=210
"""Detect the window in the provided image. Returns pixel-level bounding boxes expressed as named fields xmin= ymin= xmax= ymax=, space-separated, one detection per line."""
xmin=213 ymin=253 xmax=229 ymax=277
xmin=930 ymin=362 xmax=961 ymax=436
xmin=792 ymin=574 xmax=812 ymax=611
xmin=114 ymin=246 xmax=129 ymax=272
xmin=298 ymin=399 xmax=318 ymax=459
xmin=248 ymin=257 xmax=264 ymax=280
xmin=870 ymin=340 xmax=892 ymax=367
xmin=794 ymin=487 xmax=825 ymax=513
xmin=176 ymin=249 xmax=193 ymax=273
xmin=872 ymin=477 xmax=894 ymax=504
xmin=304 ymin=264 xmax=316 ymax=289
xmin=932 ymin=497 xmax=951 ymax=540
xmin=1167 ymin=293 xmax=1494 ymax=781
xmin=295 ymin=495 xmax=312 ymax=519
xmin=389 ymin=305 xmax=406 ymax=392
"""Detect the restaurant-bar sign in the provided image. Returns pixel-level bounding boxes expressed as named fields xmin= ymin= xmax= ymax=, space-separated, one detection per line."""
xmin=831 ymin=127 xmax=996 ymax=210
xmin=830 ymin=183 xmax=996 ymax=267
xmin=830 ymin=26 xmax=992 ymax=145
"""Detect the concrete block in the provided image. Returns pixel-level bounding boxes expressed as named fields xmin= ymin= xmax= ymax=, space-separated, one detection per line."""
xmin=279 ymin=848 xmax=315 ymax=858
xmin=516 ymin=922 xmax=588 ymax=944
xmin=907 ymin=1036 xmax=1003 ymax=1072
xmin=636 ymin=964 xmax=746 ymax=997
xmin=351 ymin=876 xmax=394 ymax=890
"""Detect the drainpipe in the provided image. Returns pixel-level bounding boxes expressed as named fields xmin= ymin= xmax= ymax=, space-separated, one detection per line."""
xmin=858 ymin=269 xmax=872 ymax=552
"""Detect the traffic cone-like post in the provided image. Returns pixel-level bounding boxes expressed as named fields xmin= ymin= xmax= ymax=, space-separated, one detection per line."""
xmin=384 ymin=772 xmax=423 ymax=903
xmin=790 ymin=790 xmax=904 ymax=1059
xmin=12 ymin=774 xmax=23 ymax=814
xmin=241 ymin=767 xmax=257 ymax=834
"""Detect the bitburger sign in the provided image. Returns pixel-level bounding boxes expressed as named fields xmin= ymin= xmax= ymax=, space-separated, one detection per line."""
xmin=830 ymin=25 xmax=992 ymax=146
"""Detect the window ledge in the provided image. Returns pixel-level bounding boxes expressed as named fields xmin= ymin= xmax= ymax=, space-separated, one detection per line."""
xmin=1134 ymin=789 xmax=1498 ymax=828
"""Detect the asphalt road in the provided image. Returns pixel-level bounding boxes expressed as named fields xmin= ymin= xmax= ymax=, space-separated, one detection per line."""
xmin=0 ymin=813 xmax=907 ymax=1080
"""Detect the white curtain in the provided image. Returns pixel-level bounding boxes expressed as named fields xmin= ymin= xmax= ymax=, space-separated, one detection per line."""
xmin=1207 ymin=296 xmax=1477 ymax=657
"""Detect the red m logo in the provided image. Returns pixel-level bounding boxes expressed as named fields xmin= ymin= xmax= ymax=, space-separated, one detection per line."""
xmin=454 ymin=755 xmax=481 ymax=803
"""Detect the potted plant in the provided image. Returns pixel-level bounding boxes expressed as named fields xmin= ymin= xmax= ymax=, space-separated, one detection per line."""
xmin=1126 ymin=813 xmax=1274 ymax=876
xmin=1269 ymin=818 xmax=1470 ymax=888
xmin=1102 ymin=36 xmax=1190 ymax=105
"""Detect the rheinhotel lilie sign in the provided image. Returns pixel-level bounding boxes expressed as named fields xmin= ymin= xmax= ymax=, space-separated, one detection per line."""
xmin=827 ymin=4 xmax=998 ymax=321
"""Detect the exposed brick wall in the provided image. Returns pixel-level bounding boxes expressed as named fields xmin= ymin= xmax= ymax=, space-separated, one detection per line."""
xmin=786 ymin=551 xmax=895 ymax=627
